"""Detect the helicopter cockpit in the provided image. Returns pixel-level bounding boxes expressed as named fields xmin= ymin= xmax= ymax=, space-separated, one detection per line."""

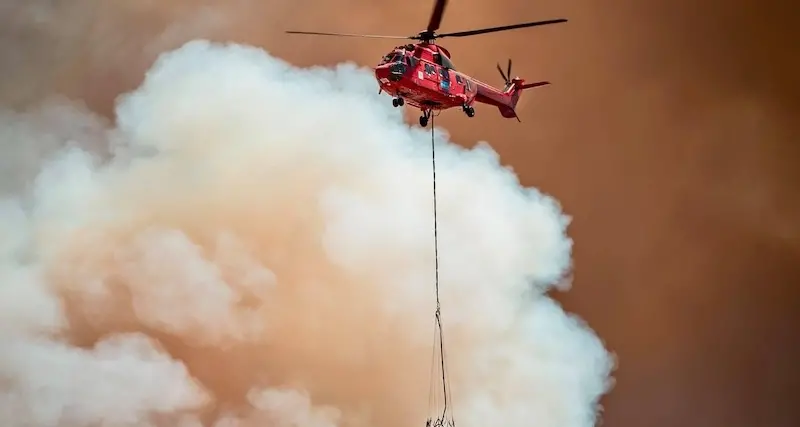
xmin=380 ymin=45 xmax=413 ymax=64
xmin=379 ymin=44 xmax=456 ymax=71
xmin=379 ymin=49 xmax=420 ymax=69
xmin=380 ymin=52 xmax=404 ymax=65
xmin=432 ymin=52 xmax=456 ymax=70
xmin=379 ymin=49 xmax=418 ymax=81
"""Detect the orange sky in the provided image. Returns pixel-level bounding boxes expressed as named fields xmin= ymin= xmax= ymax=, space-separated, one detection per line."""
xmin=1 ymin=1 xmax=798 ymax=426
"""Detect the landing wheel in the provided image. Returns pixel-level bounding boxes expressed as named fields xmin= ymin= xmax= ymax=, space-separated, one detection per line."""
xmin=392 ymin=97 xmax=405 ymax=108
xmin=462 ymin=104 xmax=475 ymax=118
xmin=419 ymin=109 xmax=431 ymax=127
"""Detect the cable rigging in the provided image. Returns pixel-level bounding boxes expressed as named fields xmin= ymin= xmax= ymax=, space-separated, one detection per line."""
xmin=426 ymin=112 xmax=455 ymax=427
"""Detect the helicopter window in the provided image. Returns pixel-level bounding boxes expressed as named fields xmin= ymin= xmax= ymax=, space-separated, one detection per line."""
xmin=455 ymin=74 xmax=463 ymax=84
xmin=424 ymin=63 xmax=435 ymax=75
xmin=441 ymin=56 xmax=456 ymax=70
xmin=433 ymin=53 xmax=456 ymax=70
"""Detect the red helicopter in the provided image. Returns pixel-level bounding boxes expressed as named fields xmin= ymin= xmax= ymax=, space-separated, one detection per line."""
xmin=286 ymin=0 xmax=567 ymax=127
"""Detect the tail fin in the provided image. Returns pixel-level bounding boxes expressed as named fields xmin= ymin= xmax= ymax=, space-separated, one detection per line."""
xmin=498 ymin=79 xmax=551 ymax=121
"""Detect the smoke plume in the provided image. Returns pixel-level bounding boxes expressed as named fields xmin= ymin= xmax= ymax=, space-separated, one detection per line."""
xmin=0 ymin=40 xmax=613 ymax=427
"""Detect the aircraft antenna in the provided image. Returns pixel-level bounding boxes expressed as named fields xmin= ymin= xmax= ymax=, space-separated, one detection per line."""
xmin=426 ymin=113 xmax=456 ymax=427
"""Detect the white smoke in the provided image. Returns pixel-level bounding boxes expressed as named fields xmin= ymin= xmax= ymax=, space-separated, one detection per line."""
xmin=0 ymin=40 xmax=614 ymax=427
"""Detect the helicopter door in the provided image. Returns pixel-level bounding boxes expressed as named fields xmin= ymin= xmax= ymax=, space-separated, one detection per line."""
xmin=423 ymin=63 xmax=437 ymax=83
xmin=454 ymin=74 xmax=466 ymax=96
xmin=438 ymin=67 xmax=451 ymax=93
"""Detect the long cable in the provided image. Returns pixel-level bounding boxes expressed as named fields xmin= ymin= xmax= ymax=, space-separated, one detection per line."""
xmin=430 ymin=111 xmax=440 ymax=320
xmin=429 ymin=112 xmax=449 ymax=422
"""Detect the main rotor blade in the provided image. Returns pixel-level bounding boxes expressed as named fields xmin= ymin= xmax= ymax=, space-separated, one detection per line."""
xmin=436 ymin=18 xmax=567 ymax=38
xmin=426 ymin=0 xmax=449 ymax=33
xmin=285 ymin=30 xmax=411 ymax=39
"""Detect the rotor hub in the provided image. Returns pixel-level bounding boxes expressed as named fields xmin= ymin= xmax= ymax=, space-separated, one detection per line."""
xmin=414 ymin=30 xmax=437 ymax=43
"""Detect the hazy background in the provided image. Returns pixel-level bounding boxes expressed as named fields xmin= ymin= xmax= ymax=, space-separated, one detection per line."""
xmin=2 ymin=0 xmax=798 ymax=426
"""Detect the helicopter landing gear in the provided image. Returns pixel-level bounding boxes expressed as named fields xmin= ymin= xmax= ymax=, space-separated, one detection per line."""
xmin=462 ymin=104 xmax=475 ymax=117
xmin=419 ymin=109 xmax=431 ymax=127
xmin=392 ymin=97 xmax=405 ymax=107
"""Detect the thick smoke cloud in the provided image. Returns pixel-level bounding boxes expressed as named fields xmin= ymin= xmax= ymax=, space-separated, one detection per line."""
xmin=0 ymin=40 xmax=613 ymax=427
xmin=2 ymin=1 xmax=799 ymax=426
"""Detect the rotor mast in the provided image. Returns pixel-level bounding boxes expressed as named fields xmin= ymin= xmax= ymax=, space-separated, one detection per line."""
xmin=416 ymin=0 xmax=447 ymax=44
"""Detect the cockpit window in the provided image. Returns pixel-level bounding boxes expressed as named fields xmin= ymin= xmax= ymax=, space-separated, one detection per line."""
xmin=432 ymin=53 xmax=456 ymax=70
xmin=382 ymin=53 xmax=402 ymax=63
xmin=440 ymin=55 xmax=456 ymax=70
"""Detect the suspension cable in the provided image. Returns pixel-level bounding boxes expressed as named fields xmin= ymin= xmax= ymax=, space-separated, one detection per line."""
xmin=430 ymin=111 xmax=441 ymax=314
xmin=428 ymin=111 xmax=453 ymax=426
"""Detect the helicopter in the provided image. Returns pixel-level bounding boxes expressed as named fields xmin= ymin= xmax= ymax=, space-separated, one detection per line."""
xmin=286 ymin=0 xmax=567 ymax=127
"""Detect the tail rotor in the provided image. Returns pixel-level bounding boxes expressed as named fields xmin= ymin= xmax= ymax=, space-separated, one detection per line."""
xmin=496 ymin=58 xmax=513 ymax=88
xmin=494 ymin=58 xmax=551 ymax=122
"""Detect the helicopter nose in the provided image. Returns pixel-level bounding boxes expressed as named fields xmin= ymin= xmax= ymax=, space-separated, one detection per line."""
xmin=388 ymin=62 xmax=406 ymax=74
xmin=387 ymin=62 xmax=406 ymax=81
xmin=375 ymin=63 xmax=405 ymax=82
xmin=375 ymin=65 xmax=390 ymax=80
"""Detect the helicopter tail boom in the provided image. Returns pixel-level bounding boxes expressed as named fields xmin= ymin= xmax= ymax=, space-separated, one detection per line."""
xmin=506 ymin=79 xmax=550 ymax=112
xmin=473 ymin=59 xmax=551 ymax=121
xmin=501 ymin=80 xmax=549 ymax=121
xmin=475 ymin=78 xmax=550 ymax=121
